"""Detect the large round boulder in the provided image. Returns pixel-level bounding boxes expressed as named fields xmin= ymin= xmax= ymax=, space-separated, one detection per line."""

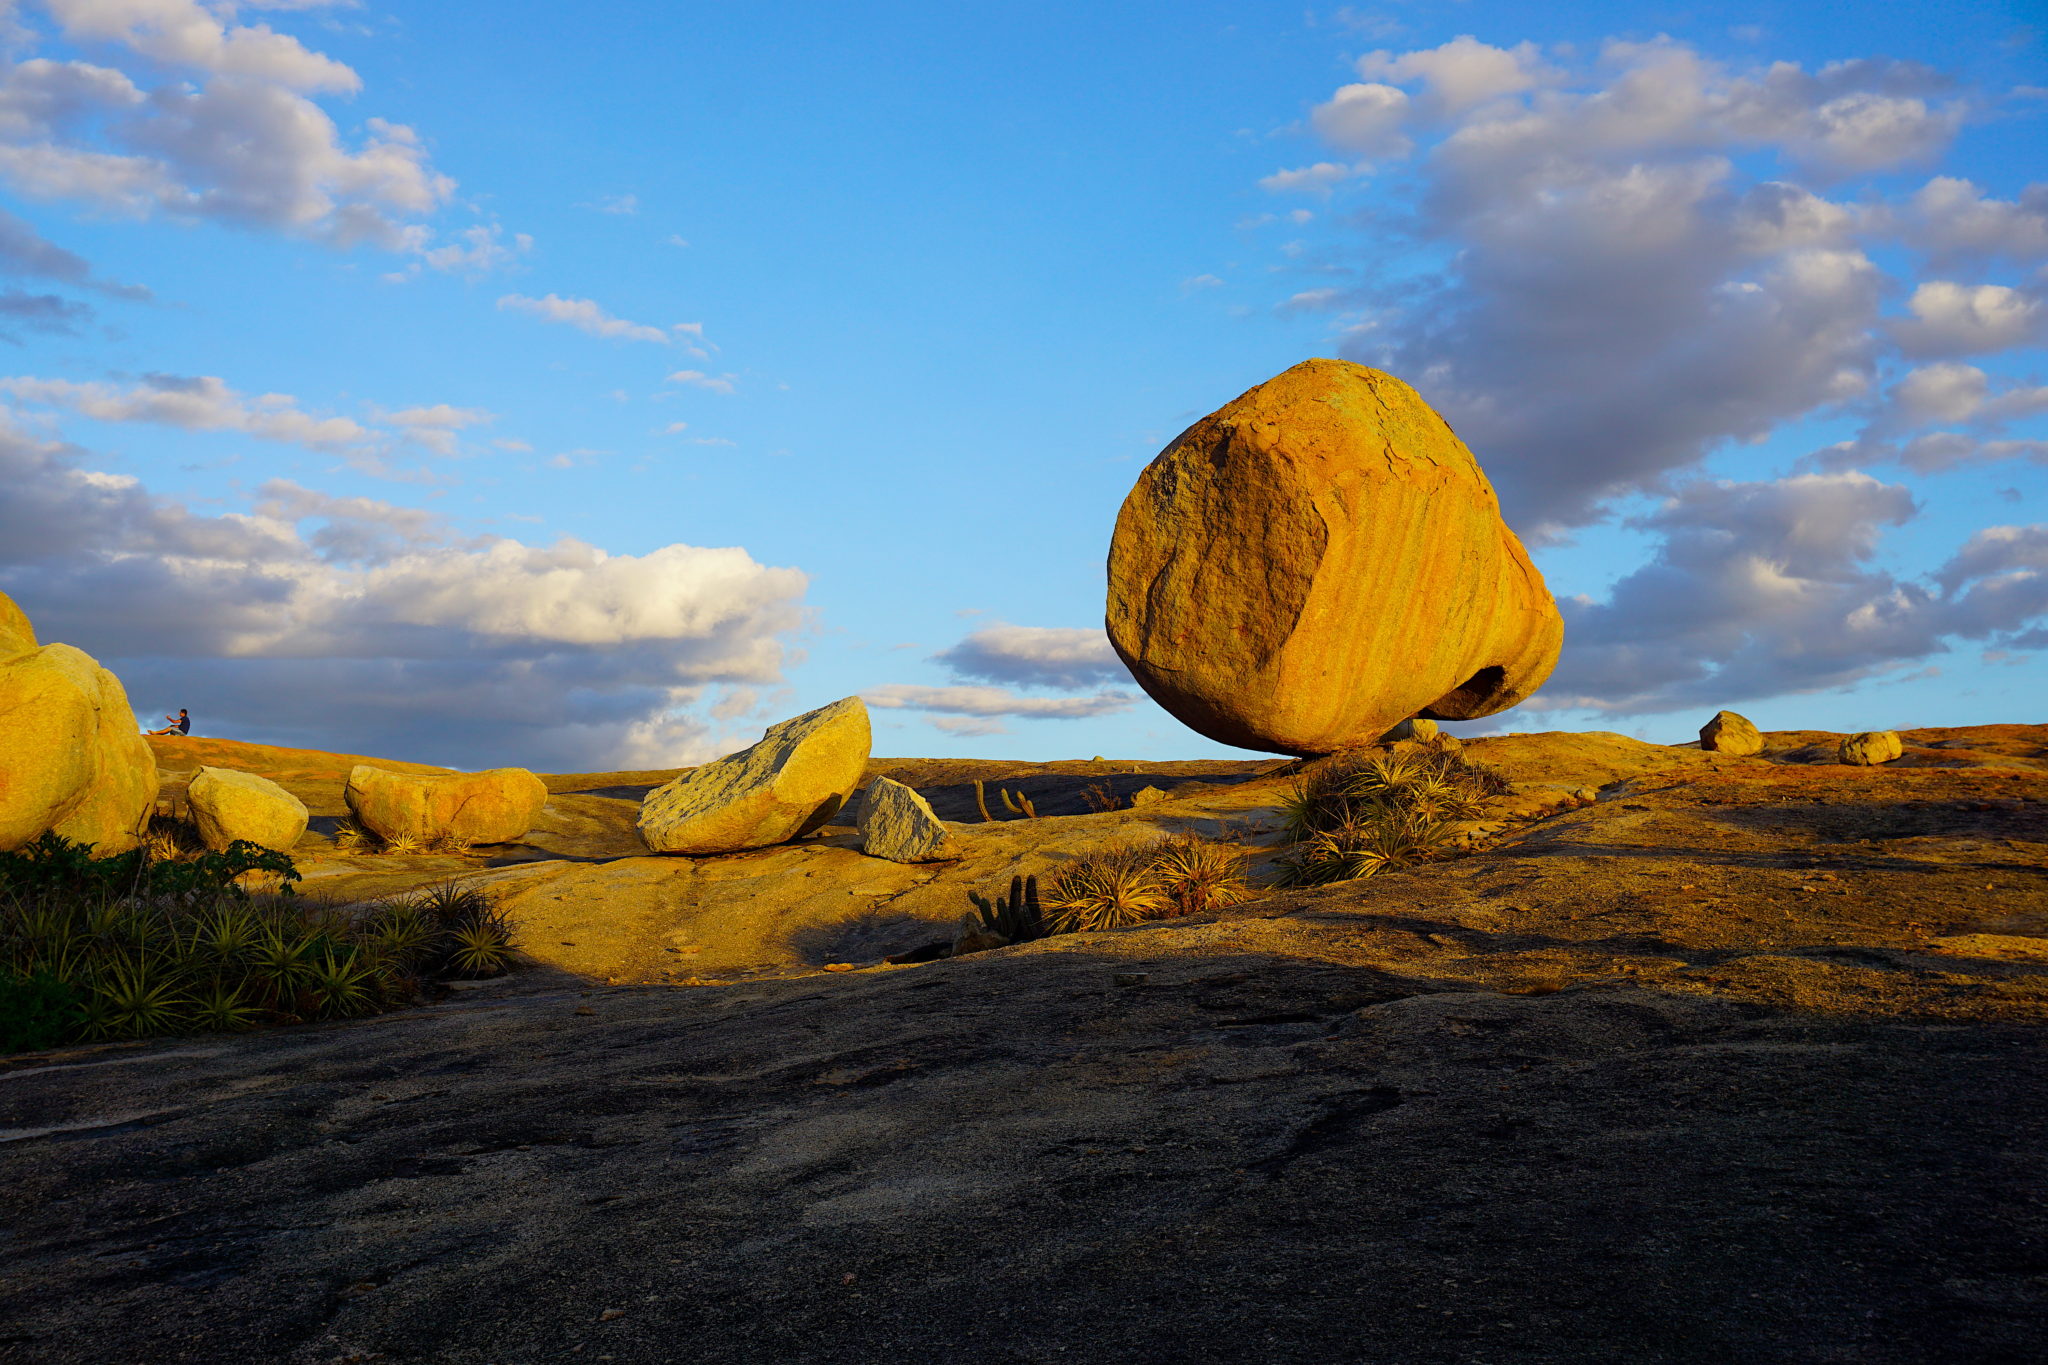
xmin=640 ymin=697 xmax=871 ymax=855
xmin=1699 ymin=710 xmax=1763 ymax=757
xmin=187 ymin=766 xmax=309 ymax=854
xmin=344 ymin=766 xmax=549 ymax=846
xmin=1106 ymin=359 xmax=1562 ymax=757
xmin=0 ymin=592 xmax=158 ymax=855
xmin=1839 ymin=731 xmax=1903 ymax=767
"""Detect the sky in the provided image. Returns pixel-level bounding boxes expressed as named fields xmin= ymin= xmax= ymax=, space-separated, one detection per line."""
xmin=0 ymin=0 xmax=2043 ymax=770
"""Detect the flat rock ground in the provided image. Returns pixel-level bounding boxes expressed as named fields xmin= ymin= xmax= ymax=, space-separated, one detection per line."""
xmin=4 ymin=726 xmax=2047 ymax=1363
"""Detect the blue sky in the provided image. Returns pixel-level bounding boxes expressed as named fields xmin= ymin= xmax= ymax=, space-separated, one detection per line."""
xmin=0 ymin=0 xmax=2042 ymax=768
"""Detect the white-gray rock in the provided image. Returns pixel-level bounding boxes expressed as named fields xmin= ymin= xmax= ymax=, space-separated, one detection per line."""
xmin=857 ymin=776 xmax=958 ymax=863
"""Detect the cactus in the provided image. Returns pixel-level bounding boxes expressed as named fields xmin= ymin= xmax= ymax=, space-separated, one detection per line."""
xmin=967 ymin=875 xmax=1044 ymax=943
xmin=999 ymin=788 xmax=1037 ymax=819
xmin=973 ymin=779 xmax=993 ymax=823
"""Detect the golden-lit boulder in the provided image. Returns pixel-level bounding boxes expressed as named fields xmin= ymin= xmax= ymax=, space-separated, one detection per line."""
xmin=639 ymin=697 xmax=870 ymax=855
xmin=1839 ymin=731 xmax=1903 ymax=766
xmin=0 ymin=591 xmax=158 ymax=855
xmin=1699 ymin=710 xmax=1764 ymax=756
xmin=345 ymin=765 xmax=549 ymax=845
xmin=857 ymin=776 xmax=958 ymax=863
xmin=187 ymin=766 xmax=309 ymax=854
xmin=1106 ymin=359 xmax=1563 ymax=756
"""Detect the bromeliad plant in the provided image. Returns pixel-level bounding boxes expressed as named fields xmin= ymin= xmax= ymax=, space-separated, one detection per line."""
xmin=0 ymin=834 xmax=518 ymax=1054
xmin=1273 ymin=742 xmax=1511 ymax=886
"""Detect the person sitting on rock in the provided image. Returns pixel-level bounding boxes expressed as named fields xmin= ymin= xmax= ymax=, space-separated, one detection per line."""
xmin=146 ymin=708 xmax=191 ymax=737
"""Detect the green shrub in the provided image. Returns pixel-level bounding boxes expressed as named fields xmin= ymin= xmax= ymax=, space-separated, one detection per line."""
xmin=0 ymin=836 xmax=516 ymax=1055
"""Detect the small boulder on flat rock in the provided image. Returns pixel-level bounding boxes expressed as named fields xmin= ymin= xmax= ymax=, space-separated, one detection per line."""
xmin=640 ymin=697 xmax=871 ymax=855
xmin=345 ymin=765 xmax=548 ymax=845
xmin=1130 ymin=786 xmax=1169 ymax=808
xmin=0 ymin=591 xmax=157 ymax=855
xmin=1381 ymin=718 xmax=1440 ymax=743
xmin=187 ymin=766 xmax=309 ymax=853
xmin=1839 ymin=731 xmax=1903 ymax=766
xmin=857 ymin=777 xmax=957 ymax=863
xmin=1699 ymin=710 xmax=1764 ymax=757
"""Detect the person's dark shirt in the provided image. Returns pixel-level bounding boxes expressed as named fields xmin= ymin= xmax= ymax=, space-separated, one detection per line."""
xmin=176 ymin=713 xmax=190 ymax=734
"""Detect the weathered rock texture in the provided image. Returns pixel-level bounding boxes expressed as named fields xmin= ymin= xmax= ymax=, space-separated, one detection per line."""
xmin=1700 ymin=710 xmax=1764 ymax=757
xmin=1382 ymin=718 xmax=1440 ymax=743
xmin=1840 ymin=731 xmax=1904 ymax=766
xmin=857 ymin=776 xmax=957 ymax=863
xmin=186 ymin=766 xmax=309 ymax=853
xmin=1106 ymin=359 xmax=1563 ymax=756
xmin=639 ymin=697 xmax=871 ymax=855
xmin=344 ymin=765 xmax=548 ymax=845
xmin=0 ymin=591 xmax=157 ymax=855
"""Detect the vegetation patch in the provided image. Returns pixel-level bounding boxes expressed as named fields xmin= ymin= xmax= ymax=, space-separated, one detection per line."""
xmin=0 ymin=835 xmax=514 ymax=1055
xmin=1273 ymin=742 xmax=1511 ymax=886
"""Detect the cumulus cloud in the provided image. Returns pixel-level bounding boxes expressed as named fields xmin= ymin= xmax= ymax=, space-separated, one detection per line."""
xmin=0 ymin=5 xmax=511 ymax=261
xmin=0 ymin=415 xmax=809 ymax=768
xmin=1529 ymin=473 xmax=2048 ymax=714
xmin=498 ymin=293 xmax=688 ymax=345
xmin=1891 ymin=281 xmax=2045 ymax=357
xmin=1273 ymin=36 xmax=2034 ymax=537
xmin=1308 ymin=83 xmax=1410 ymax=158
xmin=931 ymin=624 xmax=1131 ymax=691
xmin=861 ymin=684 xmax=1135 ymax=720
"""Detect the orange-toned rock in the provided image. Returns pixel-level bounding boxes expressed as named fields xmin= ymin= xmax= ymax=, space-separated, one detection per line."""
xmin=344 ymin=765 xmax=548 ymax=845
xmin=1106 ymin=360 xmax=1563 ymax=756
xmin=0 ymin=590 xmax=158 ymax=854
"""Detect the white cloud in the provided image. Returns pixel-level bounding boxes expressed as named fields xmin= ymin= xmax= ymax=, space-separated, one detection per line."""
xmin=1257 ymin=161 xmax=1354 ymax=195
xmin=931 ymin=624 xmax=1131 ymax=690
xmin=1355 ymin=36 xmax=1548 ymax=116
xmin=585 ymin=192 xmax=637 ymax=215
xmin=497 ymin=293 xmax=682 ymax=345
xmin=1308 ymin=82 xmax=1410 ymax=158
xmin=0 ymin=372 xmax=372 ymax=448
xmin=42 ymin=0 xmax=360 ymax=93
xmin=665 ymin=369 xmax=736 ymax=393
xmin=1275 ymin=37 xmax=2018 ymax=535
xmin=377 ymin=403 xmax=494 ymax=455
xmin=929 ymin=715 xmax=1007 ymax=738
xmin=1902 ymin=177 xmax=2048 ymax=265
xmin=1891 ymin=281 xmax=2045 ymax=357
xmin=861 ymin=684 xmax=1135 ymax=720
xmin=0 ymin=416 xmax=809 ymax=768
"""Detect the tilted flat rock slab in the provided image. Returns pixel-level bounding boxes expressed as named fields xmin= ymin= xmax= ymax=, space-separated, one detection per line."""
xmin=345 ymin=765 xmax=548 ymax=844
xmin=0 ymin=592 xmax=157 ymax=855
xmin=640 ymin=697 xmax=871 ymax=855
xmin=1107 ymin=359 xmax=1562 ymax=756
xmin=857 ymin=776 xmax=958 ymax=863
xmin=187 ymin=766 xmax=309 ymax=853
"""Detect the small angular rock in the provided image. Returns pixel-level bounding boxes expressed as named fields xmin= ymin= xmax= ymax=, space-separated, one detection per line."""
xmin=639 ymin=697 xmax=871 ymax=855
xmin=1839 ymin=731 xmax=1903 ymax=766
xmin=187 ymin=766 xmax=309 ymax=853
xmin=1382 ymin=718 xmax=1440 ymax=743
xmin=856 ymin=777 xmax=957 ymax=863
xmin=345 ymin=765 xmax=548 ymax=845
xmin=1699 ymin=710 xmax=1763 ymax=757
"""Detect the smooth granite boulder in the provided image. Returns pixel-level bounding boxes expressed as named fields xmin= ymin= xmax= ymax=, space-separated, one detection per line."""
xmin=187 ymin=766 xmax=309 ymax=854
xmin=1700 ymin=710 xmax=1764 ymax=757
xmin=857 ymin=777 xmax=958 ymax=863
xmin=639 ymin=698 xmax=871 ymax=855
xmin=345 ymin=765 xmax=548 ymax=845
xmin=1106 ymin=359 xmax=1562 ymax=757
xmin=0 ymin=592 xmax=158 ymax=855
xmin=1840 ymin=731 xmax=1904 ymax=767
